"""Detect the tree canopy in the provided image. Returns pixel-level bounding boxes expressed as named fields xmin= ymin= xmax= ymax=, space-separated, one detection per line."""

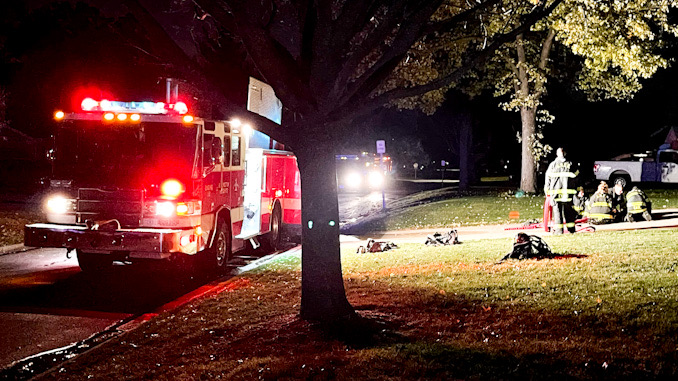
xmin=392 ymin=0 xmax=678 ymax=192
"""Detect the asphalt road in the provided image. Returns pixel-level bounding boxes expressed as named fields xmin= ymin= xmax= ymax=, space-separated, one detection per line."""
xmin=0 ymin=245 xmax=277 ymax=370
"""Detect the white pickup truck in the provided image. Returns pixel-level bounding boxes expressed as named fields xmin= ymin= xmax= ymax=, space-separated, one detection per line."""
xmin=593 ymin=149 xmax=678 ymax=187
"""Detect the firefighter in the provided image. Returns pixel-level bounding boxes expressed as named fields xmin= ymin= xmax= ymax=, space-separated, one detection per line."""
xmin=544 ymin=147 xmax=577 ymax=234
xmin=588 ymin=181 xmax=614 ymax=224
xmin=611 ymin=181 xmax=626 ymax=222
xmin=625 ymin=186 xmax=652 ymax=222
xmin=572 ymin=186 xmax=589 ymax=219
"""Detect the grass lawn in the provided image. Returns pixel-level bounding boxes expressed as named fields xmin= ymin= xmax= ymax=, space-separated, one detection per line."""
xmin=38 ymin=228 xmax=678 ymax=380
xmin=346 ymin=188 xmax=678 ymax=232
xmin=0 ymin=207 xmax=42 ymax=246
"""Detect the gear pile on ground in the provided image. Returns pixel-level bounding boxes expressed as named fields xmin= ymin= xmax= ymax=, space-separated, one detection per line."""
xmin=499 ymin=232 xmax=553 ymax=262
xmin=424 ymin=229 xmax=461 ymax=246
xmin=356 ymin=239 xmax=399 ymax=253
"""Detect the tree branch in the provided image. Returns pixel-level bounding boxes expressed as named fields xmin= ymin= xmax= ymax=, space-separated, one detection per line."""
xmin=534 ymin=28 xmax=556 ymax=101
xmin=539 ymin=28 xmax=556 ymax=70
xmin=197 ymin=0 xmax=314 ymax=114
xmin=329 ymin=1 xmax=422 ymax=105
xmin=516 ymin=34 xmax=529 ymax=98
xmin=333 ymin=0 xmax=442 ymax=109
xmin=324 ymin=0 xmax=564 ymax=125
xmin=422 ymin=0 xmax=503 ymax=36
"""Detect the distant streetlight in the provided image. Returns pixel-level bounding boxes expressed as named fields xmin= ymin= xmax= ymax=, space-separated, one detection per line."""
xmin=413 ymin=162 xmax=418 ymax=179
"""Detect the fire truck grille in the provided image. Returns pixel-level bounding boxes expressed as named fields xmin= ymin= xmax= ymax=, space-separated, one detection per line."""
xmin=77 ymin=188 xmax=144 ymax=228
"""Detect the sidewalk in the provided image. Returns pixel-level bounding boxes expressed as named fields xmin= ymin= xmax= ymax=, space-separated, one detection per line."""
xmin=4 ymin=210 xmax=678 ymax=254
xmin=341 ymin=208 xmax=678 ymax=248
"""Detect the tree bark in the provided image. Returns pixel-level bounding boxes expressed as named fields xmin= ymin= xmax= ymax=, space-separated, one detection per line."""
xmin=516 ymin=30 xmax=555 ymax=193
xmin=519 ymin=106 xmax=537 ymax=193
xmin=516 ymin=33 xmax=537 ymax=193
xmin=294 ymin=133 xmax=355 ymax=321
xmin=458 ymin=112 xmax=472 ymax=191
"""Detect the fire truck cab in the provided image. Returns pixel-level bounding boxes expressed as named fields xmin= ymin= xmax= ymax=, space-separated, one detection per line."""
xmin=24 ymin=98 xmax=301 ymax=272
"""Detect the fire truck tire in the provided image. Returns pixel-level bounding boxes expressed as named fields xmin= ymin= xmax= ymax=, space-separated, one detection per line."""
xmin=264 ymin=205 xmax=282 ymax=250
xmin=76 ymin=250 xmax=113 ymax=272
xmin=204 ymin=218 xmax=231 ymax=272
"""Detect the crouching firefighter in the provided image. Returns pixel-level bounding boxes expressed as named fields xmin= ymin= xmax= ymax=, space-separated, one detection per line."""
xmin=588 ymin=182 xmax=614 ymax=224
xmin=626 ymin=186 xmax=652 ymax=222
xmin=544 ymin=147 xmax=578 ymax=234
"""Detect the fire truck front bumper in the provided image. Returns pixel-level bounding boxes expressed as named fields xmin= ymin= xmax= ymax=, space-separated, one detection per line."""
xmin=24 ymin=223 xmax=201 ymax=259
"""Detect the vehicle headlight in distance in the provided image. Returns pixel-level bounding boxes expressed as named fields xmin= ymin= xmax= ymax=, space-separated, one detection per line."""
xmin=46 ymin=195 xmax=74 ymax=214
xmin=368 ymin=171 xmax=384 ymax=188
xmin=345 ymin=172 xmax=363 ymax=188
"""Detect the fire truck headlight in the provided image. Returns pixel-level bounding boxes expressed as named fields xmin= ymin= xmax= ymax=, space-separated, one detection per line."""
xmin=176 ymin=203 xmax=189 ymax=215
xmin=156 ymin=201 xmax=176 ymax=217
xmin=46 ymin=196 xmax=73 ymax=214
xmin=345 ymin=172 xmax=362 ymax=188
xmin=368 ymin=171 xmax=384 ymax=188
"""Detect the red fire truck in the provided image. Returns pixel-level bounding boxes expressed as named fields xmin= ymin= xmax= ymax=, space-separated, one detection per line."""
xmin=24 ymin=97 xmax=301 ymax=272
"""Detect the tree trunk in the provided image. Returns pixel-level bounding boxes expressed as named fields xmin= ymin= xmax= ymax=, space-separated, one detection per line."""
xmin=294 ymin=136 xmax=355 ymax=321
xmin=519 ymin=106 xmax=537 ymax=193
xmin=458 ymin=112 xmax=472 ymax=191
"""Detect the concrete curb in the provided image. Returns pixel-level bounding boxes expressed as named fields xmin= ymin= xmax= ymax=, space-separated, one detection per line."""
xmin=0 ymin=244 xmax=29 ymax=256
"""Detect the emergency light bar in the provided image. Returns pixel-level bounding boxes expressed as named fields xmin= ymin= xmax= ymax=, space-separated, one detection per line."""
xmin=80 ymin=97 xmax=189 ymax=115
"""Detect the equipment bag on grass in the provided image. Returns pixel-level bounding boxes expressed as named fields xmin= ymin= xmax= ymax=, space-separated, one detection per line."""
xmin=500 ymin=233 xmax=553 ymax=261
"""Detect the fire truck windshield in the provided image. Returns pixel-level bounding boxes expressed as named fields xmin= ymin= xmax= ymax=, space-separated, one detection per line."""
xmin=53 ymin=120 xmax=198 ymax=191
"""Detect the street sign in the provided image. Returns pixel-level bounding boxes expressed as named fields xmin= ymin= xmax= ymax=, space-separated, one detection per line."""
xmin=376 ymin=140 xmax=386 ymax=154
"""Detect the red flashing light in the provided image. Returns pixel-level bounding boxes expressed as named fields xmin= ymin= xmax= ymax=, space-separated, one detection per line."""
xmin=160 ymin=179 xmax=184 ymax=199
xmin=172 ymin=101 xmax=188 ymax=115
xmin=81 ymin=97 xmax=98 ymax=111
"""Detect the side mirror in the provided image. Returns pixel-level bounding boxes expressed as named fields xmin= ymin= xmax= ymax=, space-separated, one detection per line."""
xmin=211 ymin=138 xmax=224 ymax=165
xmin=202 ymin=137 xmax=223 ymax=177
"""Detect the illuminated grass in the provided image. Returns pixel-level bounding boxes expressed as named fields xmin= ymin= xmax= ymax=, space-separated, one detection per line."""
xmin=0 ymin=208 xmax=41 ymax=246
xmin=341 ymin=229 xmax=678 ymax=330
xmin=35 ymin=228 xmax=678 ymax=379
xmin=347 ymin=188 xmax=678 ymax=232
xmin=39 ymin=228 xmax=678 ymax=379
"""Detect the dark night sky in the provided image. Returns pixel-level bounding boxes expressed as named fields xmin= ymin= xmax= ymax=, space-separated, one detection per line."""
xmin=3 ymin=1 xmax=678 ymax=184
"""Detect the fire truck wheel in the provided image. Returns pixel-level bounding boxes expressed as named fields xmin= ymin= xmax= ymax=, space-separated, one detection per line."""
xmin=76 ymin=250 xmax=113 ymax=272
xmin=264 ymin=206 xmax=282 ymax=251
xmin=206 ymin=218 xmax=231 ymax=272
